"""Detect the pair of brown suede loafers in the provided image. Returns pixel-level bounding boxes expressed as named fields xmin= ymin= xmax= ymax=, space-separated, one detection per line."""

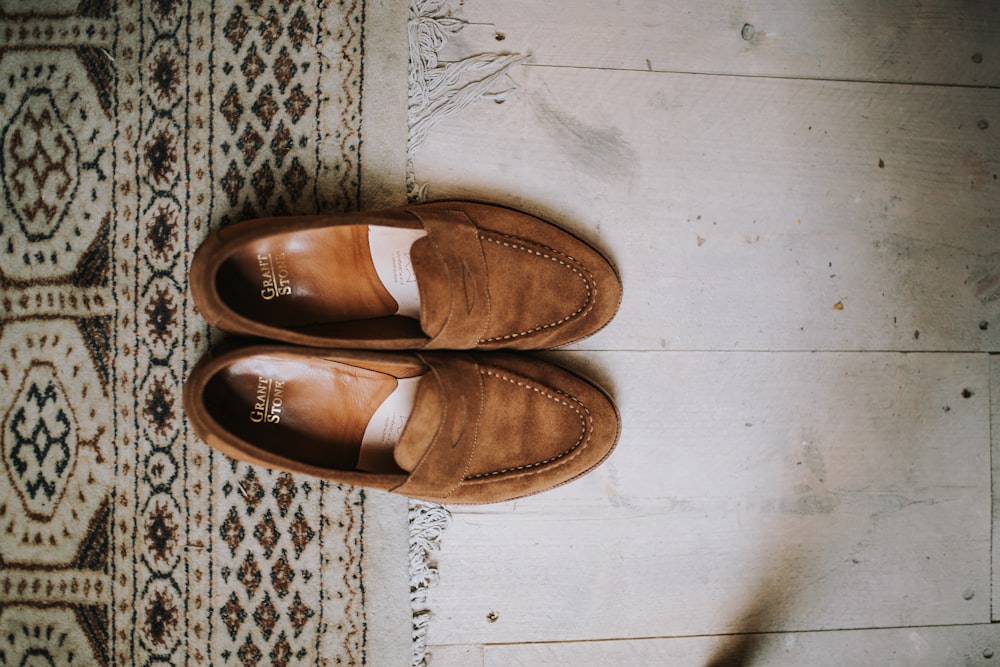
xmin=184 ymin=201 xmax=622 ymax=504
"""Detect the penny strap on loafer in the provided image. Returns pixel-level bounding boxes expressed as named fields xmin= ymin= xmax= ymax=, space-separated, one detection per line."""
xmin=410 ymin=208 xmax=493 ymax=350
xmin=393 ymin=354 xmax=484 ymax=499
xmin=391 ymin=352 xmax=619 ymax=503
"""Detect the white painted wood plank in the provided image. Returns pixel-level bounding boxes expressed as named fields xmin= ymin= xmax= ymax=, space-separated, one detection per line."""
xmin=412 ymin=68 xmax=1000 ymax=352
xmin=426 ymin=352 xmax=991 ymax=645
xmin=425 ymin=644 xmax=485 ymax=667
xmin=482 ymin=624 xmax=1000 ymax=667
xmin=442 ymin=0 xmax=1000 ymax=86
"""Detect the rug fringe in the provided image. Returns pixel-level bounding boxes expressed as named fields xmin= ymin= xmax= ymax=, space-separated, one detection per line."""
xmin=409 ymin=500 xmax=453 ymax=667
xmin=407 ymin=0 xmax=526 ymax=200
xmin=406 ymin=5 xmax=522 ymax=657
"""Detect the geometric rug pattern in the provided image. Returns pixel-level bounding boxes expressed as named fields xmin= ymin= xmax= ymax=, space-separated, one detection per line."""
xmin=0 ymin=1 xmax=375 ymax=663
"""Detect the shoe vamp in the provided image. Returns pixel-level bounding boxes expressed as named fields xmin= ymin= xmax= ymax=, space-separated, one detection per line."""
xmin=478 ymin=234 xmax=593 ymax=345
xmin=463 ymin=367 xmax=589 ymax=481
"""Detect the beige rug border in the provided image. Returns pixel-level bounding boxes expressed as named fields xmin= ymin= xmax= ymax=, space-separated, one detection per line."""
xmin=357 ymin=1 xmax=412 ymax=665
xmin=360 ymin=0 xmax=410 ymax=211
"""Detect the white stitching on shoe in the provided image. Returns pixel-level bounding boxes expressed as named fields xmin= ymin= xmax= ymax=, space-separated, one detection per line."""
xmin=476 ymin=233 xmax=595 ymax=343
xmin=463 ymin=369 xmax=591 ymax=481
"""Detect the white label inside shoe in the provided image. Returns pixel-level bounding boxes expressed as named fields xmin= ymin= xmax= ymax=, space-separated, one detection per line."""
xmin=368 ymin=226 xmax=427 ymax=319
xmin=358 ymin=375 xmax=421 ymax=473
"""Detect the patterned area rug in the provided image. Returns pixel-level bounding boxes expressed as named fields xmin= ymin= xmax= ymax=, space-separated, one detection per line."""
xmin=0 ymin=1 xmax=408 ymax=665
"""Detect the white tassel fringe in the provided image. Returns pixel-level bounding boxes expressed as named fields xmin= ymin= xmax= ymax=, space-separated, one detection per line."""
xmin=407 ymin=0 xmax=526 ymax=200
xmin=409 ymin=500 xmax=453 ymax=667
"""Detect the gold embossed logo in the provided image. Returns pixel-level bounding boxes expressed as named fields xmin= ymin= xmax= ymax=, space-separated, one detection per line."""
xmin=249 ymin=376 xmax=285 ymax=424
xmin=258 ymin=252 xmax=292 ymax=300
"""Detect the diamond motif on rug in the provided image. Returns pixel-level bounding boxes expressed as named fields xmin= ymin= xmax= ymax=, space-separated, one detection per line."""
xmin=4 ymin=363 xmax=77 ymax=520
xmin=0 ymin=0 xmax=383 ymax=664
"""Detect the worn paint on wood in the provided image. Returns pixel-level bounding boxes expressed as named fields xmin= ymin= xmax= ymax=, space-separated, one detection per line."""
xmin=413 ymin=1 xmax=1000 ymax=660
xmin=458 ymin=624 xmax=1000 ymax=667
xmin=424 ymin=352 xmax=990 ymax=645
xmin=413 ymin=68 xmax=1000 ymax=352
xmin=441 ymin=0 xmax=1000 ymax=86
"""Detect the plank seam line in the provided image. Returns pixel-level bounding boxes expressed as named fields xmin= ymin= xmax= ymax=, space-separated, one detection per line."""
xmin=449 ymin=622 xmax=1000 ymax=649
xmin=521 ymin=63 xmax=1000 ymax=91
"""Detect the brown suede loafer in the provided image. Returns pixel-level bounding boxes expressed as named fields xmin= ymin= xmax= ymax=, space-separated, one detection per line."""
xmin=189 ymin=201 xmax=621 ymax=349
xmin=183 ymin=343 xmax=620 ymax=504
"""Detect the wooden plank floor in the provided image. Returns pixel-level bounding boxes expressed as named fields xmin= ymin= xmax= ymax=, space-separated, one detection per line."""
xmin=411 ymin=2 xmax=1000 ymax=664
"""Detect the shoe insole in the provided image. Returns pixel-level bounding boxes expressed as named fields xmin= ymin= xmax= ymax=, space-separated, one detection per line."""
xmin=216 ymin=224 xmax=428 ymax=329
xmin=357 ymin=375 xmax=421 ymax=473
xmin=203 ymin=354 xmax=418 ymax=472
xmin=368 ymin=226 xmax=426 ymax=319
